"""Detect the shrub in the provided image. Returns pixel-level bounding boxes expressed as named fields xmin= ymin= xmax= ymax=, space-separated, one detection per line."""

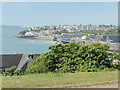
xmin=109 ymin=52 xmax=120 ymax=70
xmin=102 ymin=68 xmax=118 ymax=72
xmin=3 ymin=66 xmax=17 ymax=76
xmin=112 ymin=63 xmax=120 ymax=70
xmin=26 ymin=54 xmax=48 ymax=74
xmin=14 ymin=70 xmax=24 ymax=76
xmin=2 ymin=66 xmax=24 ymax=76
xmin=44 ymin=42 xmax=111 ymax=73
xmin=26 ymin=42 xmax=115 ymax=73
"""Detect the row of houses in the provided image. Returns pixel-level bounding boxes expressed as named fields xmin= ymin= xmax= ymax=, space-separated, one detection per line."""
xmin=61 ymin=33 xmax=120 ymax=43
xmin=28 ymin=25 xmax=118 ymax=32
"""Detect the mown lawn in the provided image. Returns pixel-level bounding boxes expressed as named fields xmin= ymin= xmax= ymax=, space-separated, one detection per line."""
xmin=0 ymin=74 xmax=2 ymax=89
xmin=2 ymin=71 xmax=118 ymax=88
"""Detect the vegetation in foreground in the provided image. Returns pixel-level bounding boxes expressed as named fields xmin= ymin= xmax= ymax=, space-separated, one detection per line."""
xmin=2 ymin=42 xmax=120 ymax=76
xmin=2 ymin=71 xmax=118 ymax=88
xmin=2 ymin=42 xmax=119 ymax=88
xmin=26 ymin=42 xmax=119 ymax=74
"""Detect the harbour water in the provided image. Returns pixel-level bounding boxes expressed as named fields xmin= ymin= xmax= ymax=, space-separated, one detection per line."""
xmin=1 ymin=25 xmax=55 ymax=54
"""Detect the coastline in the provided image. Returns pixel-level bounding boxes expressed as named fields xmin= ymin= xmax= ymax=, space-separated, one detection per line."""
xmin=12 ymin=35 xmax=53 ymax=41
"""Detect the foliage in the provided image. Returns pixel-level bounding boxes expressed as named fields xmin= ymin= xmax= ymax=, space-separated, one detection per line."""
xmin=108 ymin=52 xmax=120 ymax=70
xmin=102 ymin=67 xmax=118 ymax=72
xmin=2 ymin=66 xmax=24 ymax=76
xmin=112 ymin=63 xmax=120 ymax=70
xmin=26 ymin=42 xmax=119 ymax=73
xmin=14 ymin=70 xmax=24 ymax=76
xmin=26 ymin=54 xmax=48 ymax=74
xmin=114 ymin=53 xmax=120 ymax=60
xmin=19 ymin=30 xmax=29 ymax=35
xmin=2 ymin=66 xmax=17 ymax=76
xmin=44 ymin=42 xmax=111 ymax=73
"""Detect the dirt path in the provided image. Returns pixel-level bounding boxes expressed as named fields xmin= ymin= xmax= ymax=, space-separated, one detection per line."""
xmin=44 ymin=81 xmax=119 ymax=88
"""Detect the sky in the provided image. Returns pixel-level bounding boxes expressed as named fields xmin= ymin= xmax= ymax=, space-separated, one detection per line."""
xmin=1 ymin=2 xmax=118 ymax=26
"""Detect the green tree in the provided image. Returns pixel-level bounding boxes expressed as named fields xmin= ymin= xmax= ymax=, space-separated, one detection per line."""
xmin=44 ymin=42 xmax=111 ymax=72
xmin=26 ymin=42 xmax=115 ymax=74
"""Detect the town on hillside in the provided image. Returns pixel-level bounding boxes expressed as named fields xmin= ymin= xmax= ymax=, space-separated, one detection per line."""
xmin=13 ymin=25 xmax=119 ymax=52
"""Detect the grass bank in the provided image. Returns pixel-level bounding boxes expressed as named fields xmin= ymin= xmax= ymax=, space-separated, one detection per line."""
xmin=2 ymin=71 xmax=118 ymax=88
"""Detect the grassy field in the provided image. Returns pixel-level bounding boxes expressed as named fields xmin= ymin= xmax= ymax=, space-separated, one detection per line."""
xmin=2 ymin=71 xmax=118 ymax=88
xmin=0 ymin=74 xmax=2 ymax=89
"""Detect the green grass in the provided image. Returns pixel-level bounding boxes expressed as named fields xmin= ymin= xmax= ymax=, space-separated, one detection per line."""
xmin=2 ymin=71 xmax=118 ymax=88
xmin=0 ymin=75 xmax=2 ymax=89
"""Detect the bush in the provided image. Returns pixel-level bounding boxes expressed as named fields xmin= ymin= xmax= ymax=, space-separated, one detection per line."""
xmin=112 ymin=63 xmax=120 ymax=70
xmin=26 ymin=42 xmax=115 ymax=73
xmin=26 ymin=54 xmax=48 ymax=74
xmin=102 ymin=68 xmax=118 ymax=72
xmin=44 ymin=42 xmax=111 ymax=73
xmin=2 ymin=66 xmax=24 ymax=76
xmin=3 ymin=66 xmax=17 ymax=76
xmin=14 ymin=70 xmax=24 ymax=76
xmin=109 ymin=52 xmax=120 ymax=70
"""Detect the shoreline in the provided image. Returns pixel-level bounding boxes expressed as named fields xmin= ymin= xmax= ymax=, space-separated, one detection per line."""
xmin=12 ymin=35 xmax=120 ymax=52
xmin=12 ymin=35 xmax=53 ymax=41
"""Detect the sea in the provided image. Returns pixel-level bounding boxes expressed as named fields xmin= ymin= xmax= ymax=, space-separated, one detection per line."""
xmin=0 ymin=25 xmax=55 ymax=54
